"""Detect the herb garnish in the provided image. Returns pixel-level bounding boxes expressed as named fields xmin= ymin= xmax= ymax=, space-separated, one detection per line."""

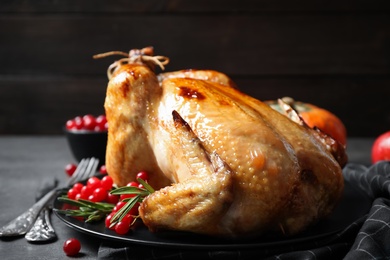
xmin=55 ymin=178 xmax=155 ymax=227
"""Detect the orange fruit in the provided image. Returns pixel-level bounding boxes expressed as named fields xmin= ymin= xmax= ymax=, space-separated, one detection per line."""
xmin=266 ymin=97 xmax=347 ymax=146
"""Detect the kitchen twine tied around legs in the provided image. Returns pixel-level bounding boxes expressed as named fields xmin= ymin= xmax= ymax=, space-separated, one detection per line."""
xmin=93 ymin=47 xmax=170 ymax=80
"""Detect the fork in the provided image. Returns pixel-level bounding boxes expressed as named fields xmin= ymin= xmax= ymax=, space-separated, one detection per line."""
xmin=0 ymin=157 xmax=99 ymax=238
xmin=25 ymin=157 xmax=100 ymax=242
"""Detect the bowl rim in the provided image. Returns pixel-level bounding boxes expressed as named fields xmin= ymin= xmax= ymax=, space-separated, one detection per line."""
xmin=63 ymin=127 xmax=108 ymax=135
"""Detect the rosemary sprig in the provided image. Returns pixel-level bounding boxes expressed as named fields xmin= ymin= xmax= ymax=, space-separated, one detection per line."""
xmin=56 ymin=177 xmax=155 ymax=227
xmin=109 ymin=186 xmax=149 ymax=197
xmin=108 ymin=178 xmax=154 ymax=227
xmin=58 ymin=197 xmax=115 ymax=211
xmin=138 ymin=178 xmax=155 ymax=193
xmin=108 ymin=195 xmax=141 ymax=228
xmin=55 ymin=197 xmax=115 ymax=222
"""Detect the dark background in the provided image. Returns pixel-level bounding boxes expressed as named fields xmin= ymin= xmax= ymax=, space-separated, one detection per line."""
xmin=1 ymin=0 xmax=389 ymax=137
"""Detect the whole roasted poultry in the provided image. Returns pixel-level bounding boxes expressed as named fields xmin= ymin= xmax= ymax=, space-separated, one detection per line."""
xmin=99 ymin=47 xmax=347 ymax=238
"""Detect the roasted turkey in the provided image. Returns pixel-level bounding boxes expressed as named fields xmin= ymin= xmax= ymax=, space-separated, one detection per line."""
xmin=101 ymin=47 xmax=347 ymax=238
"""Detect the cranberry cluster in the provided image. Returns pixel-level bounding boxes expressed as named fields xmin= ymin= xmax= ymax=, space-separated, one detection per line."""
xmin=66 ymin=175 xmax=118 ymax=204
xmin=65 ymin=114 xmax=108 ymax=132
xmin=105 ymin=171 xmax=149 ymax=235
xmin=64 ymin=162 xmax=149 ymax=235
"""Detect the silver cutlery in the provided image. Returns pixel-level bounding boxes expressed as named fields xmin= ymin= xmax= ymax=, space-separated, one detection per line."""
xmin=0 ymin=157 xmax=99 ymax=238
xmin=25 ymin=207 xmax=57 ymax=242
xmin=24 ymin=178 xmax=58 ymax=242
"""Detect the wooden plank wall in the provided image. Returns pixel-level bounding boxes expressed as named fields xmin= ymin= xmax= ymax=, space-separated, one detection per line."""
xmin=0 ymin=0 xmax=389 ymax=137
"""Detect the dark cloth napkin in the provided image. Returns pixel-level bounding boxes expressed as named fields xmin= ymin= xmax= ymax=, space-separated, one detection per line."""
xmin=98 ymin=161 xmax=390 ymax=260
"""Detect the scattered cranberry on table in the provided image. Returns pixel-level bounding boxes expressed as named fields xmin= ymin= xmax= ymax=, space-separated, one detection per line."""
xmin=64 ymin=163 xmax=77 ymax=177
xmin=63 ymin=238 xmax=81 ymax=256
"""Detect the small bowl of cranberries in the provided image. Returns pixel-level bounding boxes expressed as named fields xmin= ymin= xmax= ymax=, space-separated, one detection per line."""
xmin=64 ymin=114 xmax=108 ymax=165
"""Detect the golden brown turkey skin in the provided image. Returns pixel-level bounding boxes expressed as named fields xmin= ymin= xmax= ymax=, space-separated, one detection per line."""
xmin=104 ymin=64 xmax=171 ymax=189
xmin=104 ymin=62 xmax=345 ymax=237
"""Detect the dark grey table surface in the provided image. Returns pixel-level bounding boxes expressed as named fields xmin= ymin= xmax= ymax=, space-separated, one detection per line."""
xmin=0 ymin=136 xmax=375 ymax=260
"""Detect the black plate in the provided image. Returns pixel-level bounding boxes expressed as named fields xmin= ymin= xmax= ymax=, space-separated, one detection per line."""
xmin=53 ymin=180 xmax=371 ymax=249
